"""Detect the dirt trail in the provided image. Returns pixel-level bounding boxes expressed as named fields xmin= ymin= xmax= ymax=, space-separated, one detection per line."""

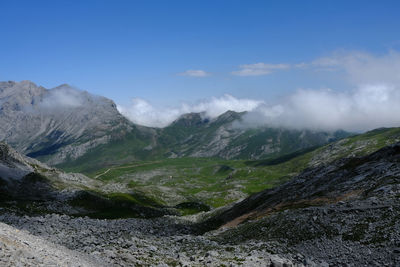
xmin=94 ymin=161 xmax=162 ymax=179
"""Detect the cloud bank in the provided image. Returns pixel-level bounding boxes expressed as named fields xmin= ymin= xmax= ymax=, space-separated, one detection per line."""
xmin=243 ymin=84 xmax=400 ymax=132
xmin=311 ymin=50 xmax=400 ymax=86
xmin=231 ymin=50 xmax=400 ymax=82
xmin=117 ymin=94 xmax=263 ymax=127
xmin=119 ymin=83 xmax=400 ymax=131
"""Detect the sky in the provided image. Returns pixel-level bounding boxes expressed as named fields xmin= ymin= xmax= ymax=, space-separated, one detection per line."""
xmin=1 ymin=0 xmax=400 ymax=130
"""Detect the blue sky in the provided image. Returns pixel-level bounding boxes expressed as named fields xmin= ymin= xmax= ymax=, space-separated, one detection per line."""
xmin=1 ymin=0 xmax=400 ymax=109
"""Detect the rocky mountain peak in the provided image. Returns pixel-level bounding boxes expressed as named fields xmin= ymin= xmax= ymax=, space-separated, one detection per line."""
xmin=0 ymin=81 xmax=46 ymax=108
xmin=53 ymin=83 xmax=71 ymax=89
xmin=212 ymin=110 xmax=244 ymax=124
xmin=0 ymin=80 xmax=132 ymax=165
xmin=172 ymin=112 xmax=209 ymax=127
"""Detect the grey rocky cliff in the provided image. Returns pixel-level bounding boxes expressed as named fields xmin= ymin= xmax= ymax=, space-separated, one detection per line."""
xmin=0 ymin=141 xmax=100 ymax=188
xmin=0 ymin=141 xmax=102 ymax=210
xmin=0 ymin=81 xmax=132 ymax=165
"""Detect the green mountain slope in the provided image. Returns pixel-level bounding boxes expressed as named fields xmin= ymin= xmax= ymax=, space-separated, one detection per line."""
xmin=60 ymin=127 xmax=400 ymax=210
xmin=58 ymin=110 xmax=349 ymax=174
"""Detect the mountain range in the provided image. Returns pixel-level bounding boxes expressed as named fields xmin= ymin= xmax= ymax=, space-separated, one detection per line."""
xmin=0 ymin=80 xmax=349 ymax=173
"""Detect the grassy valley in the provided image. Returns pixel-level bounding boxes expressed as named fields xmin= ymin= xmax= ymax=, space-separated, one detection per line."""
xmin=58 ymin=127 xmax=400 ymax=212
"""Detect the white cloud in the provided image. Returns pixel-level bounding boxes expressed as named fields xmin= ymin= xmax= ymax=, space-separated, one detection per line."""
xmin=311 ymin=50 xmax=400 ymax=86
xmin=117 ymin=99 xmax=183 ymax=128
xmin=121 ymin=85 xmax=400 ymax=131
xmin=117 ymin=94 xmax=263 ymax=127
xmin=40 ymin=86 xmax=86 ymax=108
xmin=232 ymin=63 xmax=290 ymax=76
xmin=242 ymin=84 xmax=400 ymax=132
xmin=177 ymin=70 xmax=210 ymax=77
xmin=233 ymin=50 xmax=400 ymax=132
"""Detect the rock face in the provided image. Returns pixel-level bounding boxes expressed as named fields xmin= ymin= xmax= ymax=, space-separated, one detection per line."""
xmin=0 ymin=141 xmax=99 ymax=190
xmin=0 ymin=141 xmax=99 ymax=211
xmin=0 ymin=81 xmax=132 ymax=165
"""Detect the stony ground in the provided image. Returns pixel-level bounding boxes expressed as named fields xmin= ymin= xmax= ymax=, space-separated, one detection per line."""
xmin=0 ymin=211 xmax=306 ymax=267
xmin=213 ymin=197 xmax=400 ymax=266
xmin=0 ymin=220 xmax=101 ymax=267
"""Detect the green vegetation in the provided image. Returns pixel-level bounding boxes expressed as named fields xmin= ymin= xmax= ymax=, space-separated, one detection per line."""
xmin=59 ymin=127 xmax=400 ymax=213
xmin=57 ymin=111 xmax=351 ymax=175
xmin=84 ymin=157 xmax=295 ymax=208
xmin=22 ymin=172 xmax=49 ymax=183
xmin=68 ymin=191 xmax=169 ymax=219
xmin=57 ymin=129 xmax=157 ymax=174
xmin=174 ymin=201 xmax=211 ymax=215
xmin=64 ymin=149 xmax=314 ymax=209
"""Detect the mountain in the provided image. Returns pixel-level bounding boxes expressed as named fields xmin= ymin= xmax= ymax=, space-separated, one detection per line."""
xmin=59 ymin=110 xmax=350 ymax=173
xmin=159 ymin=110 xmax=349 ymax=159
xmin=197 ymin=142 xmax=400 ymax=266
xmin=0 ymin=81 xmax=139 ymax=165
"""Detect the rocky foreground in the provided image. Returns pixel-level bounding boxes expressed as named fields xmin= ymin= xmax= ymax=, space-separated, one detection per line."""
xmin=0 ymin=211 xmax=305 ymax=267
xmin=0 ymin=219 xmax=101 ymax=267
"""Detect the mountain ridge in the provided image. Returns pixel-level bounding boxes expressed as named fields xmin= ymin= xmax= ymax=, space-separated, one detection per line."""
xmin=1 ymin=80 xmax=350 ymax=172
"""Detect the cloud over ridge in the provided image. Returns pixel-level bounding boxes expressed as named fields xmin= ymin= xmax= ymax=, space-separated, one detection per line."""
xmin=242 ymin=84 xmax=400 ymax=132
xmin=117 ymin=94 xmax=263 ymax=127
